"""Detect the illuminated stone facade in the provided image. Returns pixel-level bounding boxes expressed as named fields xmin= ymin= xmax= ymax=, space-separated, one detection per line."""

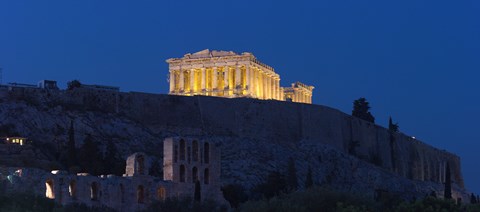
xmin=167 ymin=49 xmax=314 ymax=104
xmin=2 ymin=137 xmax=225 ymax=211
xmin=284 ymin=82 xmax=314 ymax=104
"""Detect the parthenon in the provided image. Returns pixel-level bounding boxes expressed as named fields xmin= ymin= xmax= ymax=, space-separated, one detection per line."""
xmin=166 ymin=49 xmax=314 ymax=104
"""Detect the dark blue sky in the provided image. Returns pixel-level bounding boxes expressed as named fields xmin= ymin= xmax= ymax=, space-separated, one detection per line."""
xmin=1 ymin=1 xmax=479 ymax=193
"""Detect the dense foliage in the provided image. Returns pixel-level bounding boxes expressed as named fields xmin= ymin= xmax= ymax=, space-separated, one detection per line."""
xmin=0 ymin=192 xmax=115 ymax=212
xmin=352 ymin=97 xmax=375 ymax=123
xmin=239 ymin=188 xmax=480 ymax=212
xmin=58 ymin=121 xmax=125 ymax=176
xmin=142 ymin=197 xmax=227 ymax=212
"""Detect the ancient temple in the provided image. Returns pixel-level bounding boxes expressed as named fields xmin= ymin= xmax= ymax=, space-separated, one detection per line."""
xmin=166 ymin=49 xmax=314 ymax=104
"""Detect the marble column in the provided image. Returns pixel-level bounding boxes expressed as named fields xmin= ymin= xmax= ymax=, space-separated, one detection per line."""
xmin=258 ymin=71 xmax=262 ymax=99
xmin=190 ymin=69 xmax=195 ymax=93
xmin=263 ymin=72 xmax=268 ymax=99
xmin=275 ymin=78 xmax=280 ymax=100
xmin=169 ymin=71 xmax=175 ymax=92
xmin=179 ymin=70 xmax=185 ymax=92
xmin=201 ymin=68 xmax=206 ymax=92
xmin=235 ymin=66 xmax=241 ymax=91
xmin=246 ymin=66 xmax=251 ymax=95
xmin=224 ymin=66 xmax=229 ymax=90
xmin=212 ymin=67 xmax=218 ymax=92
xmin=276 ymin=79 xmax=280 ymax=100
xmin=266 ymin=73 xmax=270 ymax=99
xmin=252 ymin=67 xmax=259 ymax=98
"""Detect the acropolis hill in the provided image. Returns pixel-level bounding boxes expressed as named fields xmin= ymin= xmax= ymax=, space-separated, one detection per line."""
xmin=0 ymin=85 xmax=469 ymax=202
xmin=0 ymin=50 xmax=470 ymax=209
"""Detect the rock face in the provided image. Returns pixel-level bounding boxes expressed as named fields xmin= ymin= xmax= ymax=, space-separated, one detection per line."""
xmin=0 ymin=86 xmax=468 ymax=202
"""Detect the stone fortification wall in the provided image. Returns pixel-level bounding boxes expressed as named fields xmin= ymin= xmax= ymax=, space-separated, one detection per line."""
xmin=2 ymin=87 xmax=465 ymax=192
xmin=114 ymin=93 xmax=464 ymax=188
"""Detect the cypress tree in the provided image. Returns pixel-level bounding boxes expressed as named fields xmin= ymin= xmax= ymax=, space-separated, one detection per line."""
xmin=67 ymin=120 xmax=77 ymax=167
xmin=388 ymin=117 xmax=399 ymax=133
xmin=194 ymin=180 xmax=201 ymax=202
xmin=471 ymin=193 xmax=477 ymax=204
xmin=388 ymin=116 xmax=398 ymax=172
xmin=78 ymin=134 xmax=103 ymax=175
xmin=352 ymin=98 xmax=375 ymax=123
xmin=444 ymin=162 xmax=452 ymax=199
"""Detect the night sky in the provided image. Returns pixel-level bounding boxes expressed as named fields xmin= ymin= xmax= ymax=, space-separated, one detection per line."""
xmin=1 ymin=1 xmax=479 ymax=193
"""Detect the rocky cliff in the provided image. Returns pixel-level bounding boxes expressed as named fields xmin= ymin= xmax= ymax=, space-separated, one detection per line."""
xmin=0 ymin=86 xmax=468 ymax=200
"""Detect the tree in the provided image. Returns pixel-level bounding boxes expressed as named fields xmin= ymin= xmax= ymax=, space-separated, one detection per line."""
xmin=67 ymin=80 xmax=81 ymax=90
xmin=104 ymin=140 xmax=124 ymax=176
xmin=305 ymin=166 xmax=314 ymax=189
xmin=253 ymin=171 xmax=287 ymax=199
xmin=444 ymin=162 xmax=452 ymax=199
xmin=388 ymin=117 xmax=399 ymax=133
xmin=286 ymin=158 xmax=298 ymax=191
xmin=221 ymin=184 xmax=248 ymax=208
xmin=352 ymin=98 xmax=375 ymax=123
xmin=388 ymin=117 xmax=399 ymax=172
xmin=78 ymin=134 xmax=103 ymax=175
xmin=66 ymin=120 xmax=77 ymax=167
xmin=471 ymin=193 xmax=477 ymax=204
xmin=194 ymin=180 xmax=201 ymax=202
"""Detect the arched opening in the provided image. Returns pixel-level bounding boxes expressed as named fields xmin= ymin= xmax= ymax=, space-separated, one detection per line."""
xmin=174 ymin=144 xmax=178 ymax=162
xmin=180 ymin=165 xmax=186 ymax=182
xmin=192 ymin=167 xmax=198 ymax=183
xmin=180 ymin=139 xmax=186 ymax=160
xmin=136 ymin=155 xmax=145 ymax=175
xmin=204 ymin=168 xmax=210 ymax=184
xmin=204 ymin=142 xmax=210 ymax=164
xmin=45 ymin=179 xmax=55 ymax=199
xmin=69 ymin=180 xmax=77 ymax=199
xmin=157 ymin=187 xmax=166 ymax=200
xmin=188 ymin=147 xmax=191 ymax=163
xmin=192 ymin=140 xmax=199 ymax=162
xmin=91 ymin=182 xmax=99 ymax=201
xmin=120 ymin=184 xmax=125 ymax=203
xmin=137 ymin=185 xmax=144 ymax=204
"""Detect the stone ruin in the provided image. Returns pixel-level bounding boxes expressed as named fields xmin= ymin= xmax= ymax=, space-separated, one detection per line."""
xmin=1 ymin=137 xmax=226 ymax=211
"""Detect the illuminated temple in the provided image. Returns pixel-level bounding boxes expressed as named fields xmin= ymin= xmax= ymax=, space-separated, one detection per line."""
xmin=167 ymin=49 xmax=314 ymax=104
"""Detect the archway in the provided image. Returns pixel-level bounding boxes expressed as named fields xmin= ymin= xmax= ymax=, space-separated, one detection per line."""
xmin=91 ymin=182 xmax=99 ymax=201
xmin=137 ymin=185 xmax=145 ymax=204
xmin=180 ymin=165 xmax=186 ymax=182
xmin=45 ymin=179 xmax=55 ymax=199
xmin=204 ymin=168 xmax=210 ymax=184
xmin=157 ymin=187 xmax=166 ymax=200
xmin=180 ymin=139 xmax=186 ymax=160
xmin=192 ymin=140 xmax=199 ymax=162
xmin=69 ymin=180 xmax=77 ymax=199
xmin=204 ymin=142 xmax=210 ymax=164
xmin=136 ymin=155 xmax=145 ymax=175
xmin=192 ymin=167 xmax=198 ymax=183
xmin=120 ymin=184 xmax=125 ymax=203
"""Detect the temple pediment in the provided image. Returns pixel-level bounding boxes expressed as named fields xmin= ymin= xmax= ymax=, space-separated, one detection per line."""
xmin=186 ymin=49 xmax=237 ymax=59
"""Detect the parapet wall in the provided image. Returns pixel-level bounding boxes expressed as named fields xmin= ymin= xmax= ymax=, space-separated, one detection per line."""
xmin=2 ymin=86 xmax=464 ymax=189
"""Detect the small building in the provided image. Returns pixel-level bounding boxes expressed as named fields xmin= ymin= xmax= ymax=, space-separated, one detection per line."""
xmin=283 ymin=82 xmax=314 ymax=104
xmin=38 ymin=80 xmax=59 ymax=90
xmin=4 ymin=137 xmax=29 ymax=146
